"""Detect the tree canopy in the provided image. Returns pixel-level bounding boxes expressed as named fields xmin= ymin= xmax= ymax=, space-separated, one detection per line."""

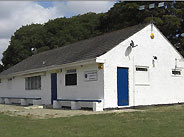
xmin=1 ymin=1 xmax=184 ymax=72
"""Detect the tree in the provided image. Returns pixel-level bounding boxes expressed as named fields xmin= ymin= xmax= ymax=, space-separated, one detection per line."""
xmin=43 ymin=13 xmax=102 ymax=48
xmin=0 ymin=64 xmax=3 ymax=72
xmin=2 ymin=24 xmax=47 ymax=69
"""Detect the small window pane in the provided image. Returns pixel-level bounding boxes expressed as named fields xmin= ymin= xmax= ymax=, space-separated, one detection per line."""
xmin=67 ymin=69 xmax=76 ymax=73
xmin=25 ymin=76 xmax=41 ymax=90
xmin=172 ymin=70 xmax=181 ymax=75
xmin=25 ymin=78 xmax=28 ymax=90
xmin=65 ymin=73 xmax=77 ymax=86
xmin=136 ymin=67 xmax=148 ymax=71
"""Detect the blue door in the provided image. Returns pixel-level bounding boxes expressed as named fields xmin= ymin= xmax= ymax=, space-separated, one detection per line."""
xmin=117 ymin=68 xmax=129 ymax=106
xmin=51 ymin=73 xmax=57 ymax=104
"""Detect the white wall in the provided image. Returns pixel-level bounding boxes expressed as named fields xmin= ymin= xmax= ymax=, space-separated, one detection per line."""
xmin=0 ymin=63 xmax=104 ymax=106
xmin=57 ymin=63 xmax=104 ymax=100
xmin=98 ymin=24 xmax=184 ymax=108
xmin=0 ymin=72 xmax=52 ymax=105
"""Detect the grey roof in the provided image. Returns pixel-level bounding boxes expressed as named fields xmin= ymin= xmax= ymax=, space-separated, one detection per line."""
xmin=0 ymin=24 xmax=147 ymax=76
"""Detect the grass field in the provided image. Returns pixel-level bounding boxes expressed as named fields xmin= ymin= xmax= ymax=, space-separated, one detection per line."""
xmin=1 ymin=105 xmax=184 ymax=137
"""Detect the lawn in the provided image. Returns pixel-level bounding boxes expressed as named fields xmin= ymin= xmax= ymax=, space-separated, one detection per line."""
xmin=1 ymin=105 xmax=184 ymax=137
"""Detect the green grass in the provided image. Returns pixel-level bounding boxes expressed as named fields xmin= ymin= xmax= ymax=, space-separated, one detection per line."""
xmin=1 ymin=105 xmax=184 ymax=137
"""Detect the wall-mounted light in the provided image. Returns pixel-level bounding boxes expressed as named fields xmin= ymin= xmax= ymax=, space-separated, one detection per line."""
xmin=153 ymin=56 xmax=157 ymax=60
xmin=152 ymin=56 xmax=157 ymax=67
xmin=56 ymin=69 xmax=60 ymax=73
xmin=31 ymin=47 xmax=37 ymax=55
xmin=42 ymin=61 xmax=46 ymax=65
xmin=98 ymin=63 xmax=103 ymax=70
xmin=150 ymin=33 xmax=155 ymax=39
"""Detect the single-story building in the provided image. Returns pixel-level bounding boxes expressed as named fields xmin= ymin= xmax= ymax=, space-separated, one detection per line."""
xmin=0 ymin=23 xmax=184 ymax=111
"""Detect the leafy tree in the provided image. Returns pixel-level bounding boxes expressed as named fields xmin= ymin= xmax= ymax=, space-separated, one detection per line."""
xmin=99 ymin=2 xmax=140 ymax=32
xmin=0 ymin=64 xmax=3 ymax=72
xmin=2 ymin=24 xmax=47 ymax=69
xmin=43 ymin=13 xmax=102 ymax=48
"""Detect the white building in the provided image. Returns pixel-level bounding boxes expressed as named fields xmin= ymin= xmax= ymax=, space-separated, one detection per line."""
xmin=0 ymin=23 xmax=184 ymax=111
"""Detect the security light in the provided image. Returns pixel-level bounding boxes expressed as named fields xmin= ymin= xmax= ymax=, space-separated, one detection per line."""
xmin=31 ymin=47 xmax=37 ymax=54
xmin=153 ymin=56 xmax=157 ymax=60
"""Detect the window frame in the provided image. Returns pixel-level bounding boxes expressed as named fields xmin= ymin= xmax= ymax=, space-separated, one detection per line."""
xmin=136 ymin=67 xmax=148 ymax=72
xmin=135 ymin=66 xmax=150 ymax=86
xmin=25 ymin=76 xmax=41 ymax=90
xmin=65 ymin=69 xmax=77 ymax=86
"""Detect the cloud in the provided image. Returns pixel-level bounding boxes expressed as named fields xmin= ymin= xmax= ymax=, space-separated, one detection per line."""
xmin=0 ymin=1 xmax=59 ymax=62
xmin=53 ymin=1 xmax=115 ymax=17
xmin=0 ymin=1 xmax=58 ymax=39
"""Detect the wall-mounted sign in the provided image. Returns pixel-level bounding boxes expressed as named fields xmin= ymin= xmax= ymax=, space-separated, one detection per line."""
xmin=84 ymin=70 xmax=98 ymax=81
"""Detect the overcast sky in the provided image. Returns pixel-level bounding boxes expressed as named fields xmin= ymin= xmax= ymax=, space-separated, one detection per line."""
xmin=0 ymin=1 xmax=116 ymax=63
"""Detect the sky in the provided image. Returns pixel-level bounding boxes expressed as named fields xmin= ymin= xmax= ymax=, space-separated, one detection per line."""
xmin=0 ymin=1 xmax=116 ymax=64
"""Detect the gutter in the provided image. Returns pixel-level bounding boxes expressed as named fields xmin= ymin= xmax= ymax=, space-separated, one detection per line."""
xmin=0 ymin=58 xmax=101 ymax=78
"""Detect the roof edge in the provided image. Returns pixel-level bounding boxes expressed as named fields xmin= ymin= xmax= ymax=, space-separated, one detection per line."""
xmin=96 ymin=23 xmax=150 ymax=58
xmin=0 ymin=58 xmax=97 ymax=78
xmin=153 ymin=24 xmax=184 ymax=59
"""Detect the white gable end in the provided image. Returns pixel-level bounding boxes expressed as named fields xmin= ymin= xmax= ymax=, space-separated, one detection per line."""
xmin=97 ymin=24 xmax=184 ymax=108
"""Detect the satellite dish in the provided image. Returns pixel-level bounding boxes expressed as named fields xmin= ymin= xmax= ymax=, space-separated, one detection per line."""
xmin=125 ymin=45 xmax=132 ymax=56
xmin=125 ymin=40 xmax=138 ymax=56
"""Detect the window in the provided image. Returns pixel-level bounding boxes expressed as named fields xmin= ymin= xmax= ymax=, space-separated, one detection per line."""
xmin=135 ymin=66 xmax=149 ymax=85
xmin=172 ymin=70 xmax=181 ymax=76
xmin=67 ymin=69 xmax=76 ymax=73
xmin=25 ymin=76 xmax=41 ymax=90
xmin=65 ymin=69 xmax=77 ymax=86
xmin=136 ymin=67 xmax=148 ymax=71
